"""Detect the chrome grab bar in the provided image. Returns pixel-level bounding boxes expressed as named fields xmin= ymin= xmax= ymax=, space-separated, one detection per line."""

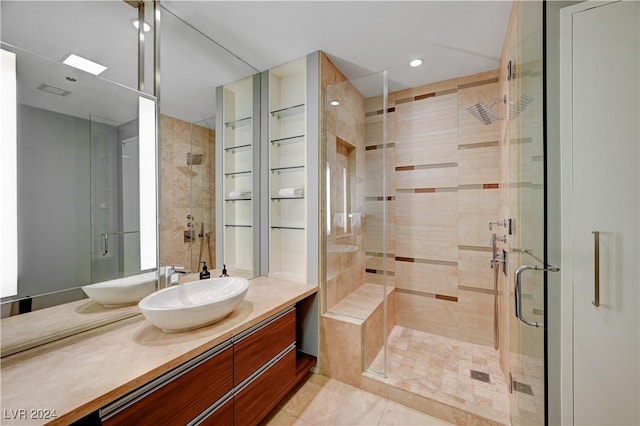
xmin=100 ymin=231 xmax=140 ymax=255
xmin=514 ymin=263 xmax=560 ymax=328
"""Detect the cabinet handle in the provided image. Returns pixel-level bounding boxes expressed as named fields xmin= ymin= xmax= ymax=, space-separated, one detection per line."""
xmin=592 ymin=231 xmax=600 ymax=307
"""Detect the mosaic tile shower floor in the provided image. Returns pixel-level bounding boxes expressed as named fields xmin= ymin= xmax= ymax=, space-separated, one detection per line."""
xmin=368 ymin=325 xmax=510 ymax=424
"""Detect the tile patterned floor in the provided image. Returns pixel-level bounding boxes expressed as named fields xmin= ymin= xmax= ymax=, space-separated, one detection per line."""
xmin=262 ymin=374 xmax=451 ymax=426
xmin=368 ymin=326 xmax=510 ymax=424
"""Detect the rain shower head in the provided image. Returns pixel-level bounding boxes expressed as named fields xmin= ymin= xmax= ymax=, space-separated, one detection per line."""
xmin=509 ymin=94 xmax=534 ymax=120
xmin=467 ymin=94 xmax=535 ymax=125
xmin=467 ymin=102 xmax=501 ymax=125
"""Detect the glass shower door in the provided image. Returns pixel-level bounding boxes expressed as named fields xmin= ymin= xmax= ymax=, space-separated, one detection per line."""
xmin=507 ymin=1 xmax=547 ymax=424
xmin=90 ymin=110 xmax=144 ymax=283
xmin=323 ymin=71 xmax=389 ymax=376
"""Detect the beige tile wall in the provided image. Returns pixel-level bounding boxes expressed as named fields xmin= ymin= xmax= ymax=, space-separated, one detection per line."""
xmin=365 ymin=70 xmax=503 ymax=348
xmin=159 ymin=115 xmax=215 ymax=273
xmin=322 ymin=53 xmax=368 ymax=311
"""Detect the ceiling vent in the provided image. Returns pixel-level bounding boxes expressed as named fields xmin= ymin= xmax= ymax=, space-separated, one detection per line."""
xmin=37 ymin=84 xmax=71 ymax=97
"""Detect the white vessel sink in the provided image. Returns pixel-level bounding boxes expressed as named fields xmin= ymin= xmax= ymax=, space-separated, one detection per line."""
xmin=82 ymin=272 xmax=157 ymax=307
xmin=138 ymin=277 xmax=250 ymax=332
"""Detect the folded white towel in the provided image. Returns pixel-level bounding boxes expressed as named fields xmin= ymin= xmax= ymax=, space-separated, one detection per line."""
xmin=333 ymin=213 xmax=344 ymax=228
xmin=229 ymin=190 xmax=251 ymax=199
xmin=350 ymin=212 xmax=363 ymax=230
xmin=278 ymin=187 xmax=303 ymax=197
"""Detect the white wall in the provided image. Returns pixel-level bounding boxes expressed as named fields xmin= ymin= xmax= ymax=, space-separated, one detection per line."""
xmin=17 ymin=104 xmax=92 ymax=297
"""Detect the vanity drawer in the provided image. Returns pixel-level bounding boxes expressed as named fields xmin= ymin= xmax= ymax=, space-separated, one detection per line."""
xmin=197 ymin=396 xmax=233 ymax=426
xmin=102 ymin=345 xmax=233 ymax=426
xmin=234 ymin=346 xmax=296 ymax=425
xmin=233 ymin=308 xmax=295 ymax=385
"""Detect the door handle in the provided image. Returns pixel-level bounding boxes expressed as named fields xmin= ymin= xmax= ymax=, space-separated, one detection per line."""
xmin=514 ymin=263 xmax=560 ymax=328
xmin=592 ymin=231 xmax=600 ymax=307
xmin=101 ymin=233 xmax=109 ymax=256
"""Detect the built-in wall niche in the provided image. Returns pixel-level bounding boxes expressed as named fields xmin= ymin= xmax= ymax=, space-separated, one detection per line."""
xmin=218 ymin=75 xmax=260 ymax=276
xmin=331 ymin=137 xmax=356 ymax=237
xmin=268 ymin=58 xmax=308 ymax=282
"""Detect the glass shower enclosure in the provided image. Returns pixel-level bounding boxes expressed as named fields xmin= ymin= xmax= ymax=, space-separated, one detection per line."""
xmin=323 ymin=71 xmax=390 ymax=376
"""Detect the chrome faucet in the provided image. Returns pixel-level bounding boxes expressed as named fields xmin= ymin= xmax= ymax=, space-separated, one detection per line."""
xmin=162 ymin=264 xmax=185 ymax=288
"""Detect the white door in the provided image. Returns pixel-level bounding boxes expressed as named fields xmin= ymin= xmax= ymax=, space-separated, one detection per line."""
xmin=562 ymin=1 xmax=640 ymax=424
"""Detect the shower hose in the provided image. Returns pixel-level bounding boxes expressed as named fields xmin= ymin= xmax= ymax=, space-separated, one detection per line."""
xmin=493 ymin=262 xmax=500 ymax=350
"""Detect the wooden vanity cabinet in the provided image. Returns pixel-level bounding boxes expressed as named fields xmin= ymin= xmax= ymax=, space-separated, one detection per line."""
xmin=233 ymin=308 xmax=296 ymax=385
xmin=101 ymin=345 xmax=233 ymax=426
xmin=99 ymin=306 xmax=314 ymax=426
xmin=234 ymin=347 xmax=296 ymax=425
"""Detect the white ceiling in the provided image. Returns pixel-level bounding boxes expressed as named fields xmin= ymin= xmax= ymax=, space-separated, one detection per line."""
xmin=1 ymin=1 xmax=513 ymax=128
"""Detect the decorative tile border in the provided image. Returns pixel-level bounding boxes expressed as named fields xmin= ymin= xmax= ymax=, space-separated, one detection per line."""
xmin=457 ymin=77 xmax=499 ymax=90
xmin=365 ymin=251 xmax=396 ymax=258
xmin=458 ymin=245 xmax=492 ymax=252
xmin=396 ymin=287 xmax=458 ymax=303
xmin=396 ymin=187 xmax=458 ymax=194
xmin=395 ymin=256 xmax=458 ymax=267
xmin=395 ymin=88 xmax=459 ymax=104
xmin=509 ymin=137 xmax=532 ymax=145
xmin=395 ymin=162 xmax=458 ymax=172
xmin=364 ymin=268 xmax=396 ymax=276
xmin=365 ymin=107 xmax=396 ymax=117
xmin=365 ymin=143 xmax=396 ymax=151
xmin=458 ymin=285 xmax=496 ymax=295
xmin=458 ymin=140 xmax=500 ymax=150
xmin=365 ymin=196 xmax=396 ymax=201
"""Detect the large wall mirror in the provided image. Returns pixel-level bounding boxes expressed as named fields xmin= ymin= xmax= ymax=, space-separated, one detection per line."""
xmin=0 ymin=0 xmax=158 ymax=355
xmin=0 ymin=0 xmax=261 ymax=356
xmin=157 ymin=5 xmax=257 ymax=275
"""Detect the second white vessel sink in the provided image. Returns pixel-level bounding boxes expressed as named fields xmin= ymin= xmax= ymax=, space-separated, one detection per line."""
xmin=138 ymin=277 xmax=250 ymax=332
xmin=81 ymin=272 xmax=157 ymax=307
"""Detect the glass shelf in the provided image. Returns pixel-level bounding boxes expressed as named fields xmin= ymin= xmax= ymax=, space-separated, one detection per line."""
xmin=225 ymin=224 xmax=252 ymax=228
xmin=270 ymin=165 xmax=305 ymax=173
xmin=224 ymin=144 xmax=252 ymax=152
xmin=271 ymin=226 xmax=305 ymax=230
xmin=270 ymin=103 xmax=305 ymax=119
xmin=225 ymin=198 xmax=252 ymax=202
xmin=224 ymin=116 xmax=252 ymax=129
xmin=224 ymin=170 xmax=251 ymax=177
xmin=271 ymin=197 xmax=304 ymax=201
xmin=270 ymin=135 xmax=305 ymax=146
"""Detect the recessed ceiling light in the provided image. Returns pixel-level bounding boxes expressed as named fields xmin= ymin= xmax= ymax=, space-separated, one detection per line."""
xmin=130 ymin=19 xmax=152 ymax=32
xmin=409 ymin=58 xmax=424 ymax=68
xmin=62 ymin=54 xmax=107 ymax=76
xmin=330 ymin=100 xmax=340 ymax=106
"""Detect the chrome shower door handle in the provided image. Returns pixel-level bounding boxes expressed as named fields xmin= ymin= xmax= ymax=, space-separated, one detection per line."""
xmin=514 ymin=265 xmax=542 ymax=328
xmin=592 ymin=231 xmax=600 ymax=307
xmin=101 ymin=233 xmax=109 ymax=256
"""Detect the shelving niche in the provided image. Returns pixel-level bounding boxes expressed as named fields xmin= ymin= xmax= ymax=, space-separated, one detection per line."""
xmin=221 ymin=75 xmax=257 ymax=276
xmin=268 ymin=58 xmax=307 ymax=282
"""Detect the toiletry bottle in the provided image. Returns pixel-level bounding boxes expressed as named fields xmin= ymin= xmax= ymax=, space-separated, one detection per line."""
xmin=199 ymin=261 xmax=211 ymax=280
xmin=220 ymin=264 xmax=229 ymax=277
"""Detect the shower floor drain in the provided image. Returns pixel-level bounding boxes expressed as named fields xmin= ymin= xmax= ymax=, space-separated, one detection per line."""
xmin=470 ymin=370 xmax=491 ymax=383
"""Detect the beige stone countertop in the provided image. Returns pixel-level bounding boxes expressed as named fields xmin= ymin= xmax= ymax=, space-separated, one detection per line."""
xmin=0 ymin=277 xmax=317 ymax=425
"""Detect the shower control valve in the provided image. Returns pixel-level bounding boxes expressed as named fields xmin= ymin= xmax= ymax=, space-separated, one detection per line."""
xmin=489 ymin=218 xmax=513 ymax=234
